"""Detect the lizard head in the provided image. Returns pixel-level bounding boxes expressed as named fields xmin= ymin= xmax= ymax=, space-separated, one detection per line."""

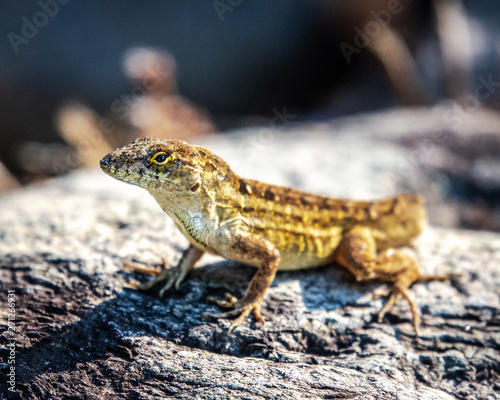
xmin=100 ymin=137 xmax=237 ymax=207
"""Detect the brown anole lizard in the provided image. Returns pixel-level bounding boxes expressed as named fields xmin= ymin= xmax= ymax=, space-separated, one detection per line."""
xmin=100 ymin=137 xmax=455 ymax=335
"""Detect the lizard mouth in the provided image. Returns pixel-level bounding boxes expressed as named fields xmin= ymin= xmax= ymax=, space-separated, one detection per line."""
xmin=100 ymin=157 xmax=130 ymax=179
xmin=100 ymin=155 xmax=156 ymax=188
xmin=99 ymin=157 xmax=112 ymax=173
xmin=99 ymin=156 xmax=129 ymax=177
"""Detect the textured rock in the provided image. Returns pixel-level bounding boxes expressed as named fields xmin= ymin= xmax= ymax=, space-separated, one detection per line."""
xmin=0 ymin=125 xmax=499 ymax=399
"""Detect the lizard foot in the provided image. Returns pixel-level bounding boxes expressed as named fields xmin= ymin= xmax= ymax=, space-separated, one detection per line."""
xmin=204 ymin=294 xmax=265 ymax=334
xmin=377 ymin=286 xmax=420 ymax=337
xmin=135 ymin=259 xmax=188 ymax=297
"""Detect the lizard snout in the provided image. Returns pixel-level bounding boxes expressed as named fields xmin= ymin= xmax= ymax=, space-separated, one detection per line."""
xmin=99 ymin=155 xmax=112 ymax=172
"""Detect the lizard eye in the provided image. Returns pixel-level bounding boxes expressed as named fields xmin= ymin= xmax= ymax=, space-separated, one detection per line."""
xmin=150 ymin=152 xmax=171 ymax=165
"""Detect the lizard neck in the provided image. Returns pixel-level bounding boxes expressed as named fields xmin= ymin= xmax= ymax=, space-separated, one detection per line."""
xmin=148 ymin=188 xmax=217 ymax=249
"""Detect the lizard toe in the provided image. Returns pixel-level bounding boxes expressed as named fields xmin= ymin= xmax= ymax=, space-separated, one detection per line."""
xmin=206 ymin=293 xmax=238 ymax=308
xmin=159 ymin=279 xmax=176 ymax=297
xmin=377 ymin=291 xmax=400 ymax=323
xmin=202 ymin=308 xmax=242 ymax=320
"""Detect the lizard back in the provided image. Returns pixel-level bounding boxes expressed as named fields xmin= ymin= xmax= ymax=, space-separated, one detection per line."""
xmin=226 ymin=178 xmax=426 ymax=270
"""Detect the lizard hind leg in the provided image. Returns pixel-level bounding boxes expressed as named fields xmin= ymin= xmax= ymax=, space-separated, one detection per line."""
xmin=372 ymin=251 xmax=461 ymax=337
xmin=335 ymin=226 xmax=425 ymax=335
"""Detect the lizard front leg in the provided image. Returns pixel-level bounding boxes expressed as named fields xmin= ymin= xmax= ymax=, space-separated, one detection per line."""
xmin=137 ymin=244 xmax=204 ymax=297
xmin=334 ymin=225 xmax=453 ymax=336
xmin=205 ymin=227 xmax=280 ymax=333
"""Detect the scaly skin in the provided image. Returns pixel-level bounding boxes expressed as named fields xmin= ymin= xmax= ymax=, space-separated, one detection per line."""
xmin=100 ymin=137 xmax=454 ymax=335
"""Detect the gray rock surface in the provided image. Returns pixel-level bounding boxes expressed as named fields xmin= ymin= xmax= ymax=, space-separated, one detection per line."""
xmin=1 ymin=125 xmax=499 ymax=399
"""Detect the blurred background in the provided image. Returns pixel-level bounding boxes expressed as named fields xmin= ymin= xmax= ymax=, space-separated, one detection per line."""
xmin=1 ymin=0 xmax=500 ymax=231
